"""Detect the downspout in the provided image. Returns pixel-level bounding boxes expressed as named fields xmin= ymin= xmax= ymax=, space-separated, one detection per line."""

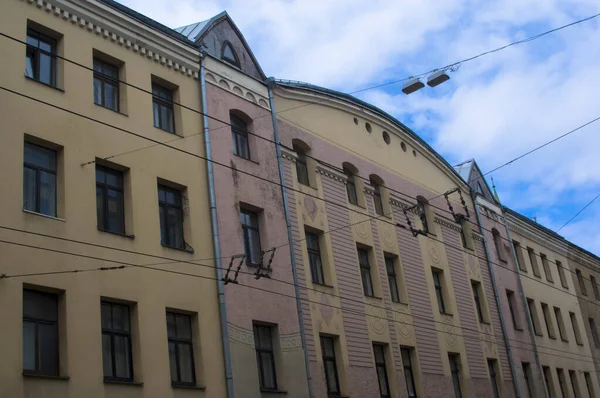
xmin=474 ymin=200 xmax=521 ymax=398
xmin=500 ymin=208 xmax=548 ymax=398
xmin=267 ymin=78 xmax=314 ymax=398
xmin=200 ymin=53 xmax=235 ymax=398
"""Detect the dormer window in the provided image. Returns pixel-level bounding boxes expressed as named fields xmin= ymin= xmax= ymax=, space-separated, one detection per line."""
xmin=221 ymin=41 xmax=240 ymax=68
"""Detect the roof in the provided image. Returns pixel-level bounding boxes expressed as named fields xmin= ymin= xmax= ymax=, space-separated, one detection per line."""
xmin=175 ymin=12 xmax=226 ymax=42
xmin=276 ymin=80 xmax=468 ymax=187
xmin=454 ymin=159 xmax=474 ymax=182
xmin=97 ymin=0 xmax=195 ymax=47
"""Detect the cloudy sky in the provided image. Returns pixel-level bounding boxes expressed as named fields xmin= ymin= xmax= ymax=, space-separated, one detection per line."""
xmin=117 ymin=0 xmax=600 ymax=255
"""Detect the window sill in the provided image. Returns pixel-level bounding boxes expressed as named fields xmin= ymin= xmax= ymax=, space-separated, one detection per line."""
xmin=365 ymin=295 xmax=383 ymax=300
xmin=513 ymin=327 xmax=524 ymax=332
xmin=535 ymin=332 xmax=544 ymax=337
xmin=23 ymin=371 xmax=69 ymax=380
xmin=172 ymin=383 xmax=206 ymax=390
xmin=560 ymin=338 xmax=569 ymax=343
xmin=161 ymin=243 xmax=194 ymax=254
xmin=260 ymin=389 xmax=288 ymax=394
xmin=98 ymin=228 xmax=134 ymax=239
xmin=94 ymin=103 xmax=128 ymax=117
xmin=24 ymin=75 xmax=64 ymax=92
xmin=23 ymin=209 xmax=65 ymax=222
xmin=576 ymin=342 xmax=584 ymax=346
xmin=233 ymin=153 xmax=259 ymax=165
xmin=154 ymin=126 xmax=178 ymax=136
xmin=440 ymin=311 xmax=454 ymax=316
xmin=479 ymin=320 xmax=491 ymax=325
xmin=104 ymin=379 xmax=143 ymax=386
xmin=548 ymin=336 xmax=557 ymax=340
xmin=313 ymin=282 xmax=335 ymax=289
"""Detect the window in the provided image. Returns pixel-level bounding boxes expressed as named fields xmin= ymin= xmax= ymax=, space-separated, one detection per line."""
xmin=584 ymin=372 xmax=595 ymax=398
xmin=401 ymin=347 xmax=417 ymax=398
xmin=253 ymin=324 xmax=277 ymax=391
xmin=152 ymin=83 xmax=175 ymax=133
xmin=556 ymin=260 xmax=568 ymax=289
xmin=528 ymin=248 xmax=541 ymax=277
xmin=23 ymin=289 xmax=59 ymax=376
xmin=556 ymin=368 xmax=568 ymax=398
xmin=345 ymin=169 xmax=358 ymax=206
xmin=591 ymin=275 xmax=600 ymax=300
xmin=459 ymin=220 xmax=473 ymax=250
xmin=506 ymin=290 xmax=521 ymax=330
xmin=306 ymin=232 xmax=325 ymax=285
xmin=231 ymin=115 xmax=250 ymax=159
xmin=541 ymin=303 xmax=556 ymax=339
xmin=93 ymin=58 xmax=119 ymax=111
xmin=543 ymin=366 xmax=554 ymax=398
xmin=320 ymin=336 xmax=340 ymax=395
xmin=372 ymin=182 xmax=384 ymax=216
xmin=158 ymin=185 xmax=184 ymax=249
xmin=358 ymin=248 xmax=374 ymax=297
xmin=492 ymin=229 xmax=506 ymax=262
xmin=527 ymin=298 xmax=542 ymax=336
xmin=488 ymin=359 xmax=500 ymax=398
xmin=167 ymin=312 xmax=195 ymax=385
xmin=221 ymin=41 xmax=239 ymax=67
xmin=373 ymin=344 xmax=390 ymax=398
xmin=449 ymin=354 xmax=463 ymax=398
xmin=385 ymin=256 xmax=400 ymax=303
xmin=432 ymin=270 xmax=446 ymax=314
xmin=295 ymin=148 xmax=310 ymax=186
xmin=553 ymin=307 xmax=568 ymax=342
xmin=513 ymin=241 xmax=527 ymax=272
xmin=241 ymin=209 xmax=261 ymax=265
xmin=23 ymin=142 xmax=57 ymax=217
xmin=96 ymin=165 xmax=125 ymax=234
xmin=101 ymin=301 xmax=133 ymax=381
xmin=472 ymin=281 xmax=485 ymax=323
xmin=541 ymin=254 xmax=554 ymax=283
xmin=522 ymin=362 xmax=535 ymax=398
xmin=570 ymin=312 xmax=583 ymax=345
xmin=569 ymin=370 xmax=580 ymax=398
xmin=576 ymin=270 xmax=587 ymax=296
xmin=589 ymin=318 xmax=600 ymax=348
xmin=417 ymin=200 xmax=429 ymax=233
xmin=25 ymin=28 xmax=57 ymax=86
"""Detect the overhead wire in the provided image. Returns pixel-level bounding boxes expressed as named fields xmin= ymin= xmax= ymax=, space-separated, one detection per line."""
xmin=556 ymin=192 xmax=600 ymax=232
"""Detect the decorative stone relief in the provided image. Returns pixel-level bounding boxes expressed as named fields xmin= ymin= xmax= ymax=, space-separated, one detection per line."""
xmin=434 ymin=216 xmax=462 ymax=232
xmin=204 ymin=70 xmax=270 ymax=110
xmin=443 ymin=318 xmax=457 ymax=346
xmin=380 ymin=222 xmax=395 ymax=249
xmin=228 ymin=323 xmax=255 ymax=348
xmin=318 ymin=295 xmax=334 ymax=325
xmin=427 ymin=239 xmax=441 ymax=264
xmin=351 ymin=211 xmax=370 ymax=240
xmin=367 ymin=305 xmax=386 ymax=336
xmin=280 ymin=332 xmax=303 ymax=352
xmin=394 ymin=312 xmax=413 ymax=339
xmin=304 ymin=196 xmax=318 ymax=221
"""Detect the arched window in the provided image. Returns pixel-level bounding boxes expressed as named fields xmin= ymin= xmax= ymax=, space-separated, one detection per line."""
xmin=231 ymin=113 xmax=250 ymax=159
xmin=344 ymin=168 xmax=358 ymax=205
xmin=416 ymin=196 xmax=429 ymax=233
xmin=370 ymin=175 xmax=385 ymax=216
xmin=492 ymin=229 xmax=506 ymax=262
xmin=294 ymin=144 xmax=309 ymax=186
xmin=221 ymin=41 xmax=240 ymax=67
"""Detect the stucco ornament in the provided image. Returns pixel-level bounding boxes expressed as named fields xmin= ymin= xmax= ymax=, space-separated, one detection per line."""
xmin=443 ymin=318 xmax=457 ymax=346
xmin=319 ymin=294 xmax=334 ymax=325
xmin=381 ymin=223 xmax=395 ymax=248
xmin=304 ymin=196 xmax=318 ymax=221
xmin=394 ymin=312 xmax=413 ymax=339
xmin=427 ymin=240 xmax=441 ymax=264
xmin=367 ymin=305 xmax=386 ymax=335
xmin=351 ymin=212 xmax=370 ymax=239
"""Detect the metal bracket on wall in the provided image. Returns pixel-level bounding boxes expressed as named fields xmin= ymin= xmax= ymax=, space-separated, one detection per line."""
xmin=444 ymin=187 xmax=470 ymax=223
xmin=222 ymin=254 xmax=245 ymax=285
xmin=254 ymin=247 xmax=276 ymax=280
xmin=401 ymin=206 xmax=427 ymax=237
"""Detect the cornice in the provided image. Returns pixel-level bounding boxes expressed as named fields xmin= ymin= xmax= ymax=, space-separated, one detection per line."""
xmin=281 ymin=147 xmax=298 ymax=162
xmin=316 ymin=163 xmax=347 ymax=183
xmin=434 ymin=216 xmax=462 ymax=232
xmin=507 ymin=221 xmax=568 ymax=257
xmin=24 ymin=0 xmax=200 ymax=79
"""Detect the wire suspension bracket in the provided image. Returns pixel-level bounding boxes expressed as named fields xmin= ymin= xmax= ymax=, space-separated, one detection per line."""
xmin=255 ymin=247 xmax=276 ymax=280
xmin=444 ymin=188 xmax=470 ymax=223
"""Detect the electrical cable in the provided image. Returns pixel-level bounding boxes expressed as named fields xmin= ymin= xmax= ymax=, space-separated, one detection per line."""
xmin=1 ymin=236 xmax=599 ymax=367
xmin=556 ymin=192 xmax=600 ymax=232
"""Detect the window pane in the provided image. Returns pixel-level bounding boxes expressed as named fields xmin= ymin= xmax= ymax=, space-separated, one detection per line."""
xmin=153 ymin=102 xmax=160 ymax=128
xmin=238 ymin=134 xmax=249 ymax=159
xmin=178 ymin=343 xmax=194 ymax=383
xmin=23 ymin=290 xmax=58 ymax=321
xmin=107 ymin=189 xmax=124 ymax=233
xmin=325 ymin=361 xmax=339 ymax=393
xmin=322 ymin=337 xmax=335 ymax=357
xmin=248 ymin=229 xmax=262 ymax=264
xmin=26 ymin=34 xmax=39 ymax=47
xmin=38 ymin=322 xmax=58 ymax=375
xmin=23 ymin=167 xmax=37 ymax=212
xmin=159 ymin=206 xmax=167 ymax=245
xmin=377 ymin=366 xmax=389 ymax=395
xmin=97 ymin=186 xmax=105 ymax=230
xmin=167 ymin=314 xmax=176 ymax=338
xmin=102 ymin=334 xmax=113 ymax=376
xmin=257 ymin=326 xmax=272 ymax=349
xmin=39 ymin=171 xmax=56 ymax=216
xmin=113 ymin=335 xmax=131 ymax=379
xmin=167 ymin=206 xmax=183 ymax=248
xmin=176 ymin=315 xmax=191 ymax=339
xmin=39 ymin=39 xmax=52 ymax=53
xmin=405 ymin=369 xmax=416 ymax=396
xmin=22 ymin=321 xmax=36 ymax=371
xmin=111 ymin=304 xmax=129 ymax=332
xmin=25 ymin=143 xmax=56 ymax=170
xmin=161 ymin=106 xmax=174 ymax=133
xmin=260 ymin=352 xmax=276 ymax=389
xmin=26 ymin=53 xmax=35 ymax=78
xmin=168 ymin=342 xmax=178 ymax=381
xmin=39 ymin=53 xmax=52 ymax=85
xmin=105 ymin=83 xmax=117 ymax=110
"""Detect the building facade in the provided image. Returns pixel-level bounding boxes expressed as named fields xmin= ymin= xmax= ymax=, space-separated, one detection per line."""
xmin=0 ymin=0 xmax=227 ymax=397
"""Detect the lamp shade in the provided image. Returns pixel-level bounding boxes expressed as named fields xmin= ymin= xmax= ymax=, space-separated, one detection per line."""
xmin=402 ymin=77 xmax=424 ymax=94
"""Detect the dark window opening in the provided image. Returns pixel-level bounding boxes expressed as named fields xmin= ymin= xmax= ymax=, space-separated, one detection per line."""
xmin=158 ymin=184 xmax=184 ymax=249
xmin=93 ymin=58 xmax=119 ymax=111
xmin=506 ymin=290 xmax=521 ymax=330
xmin=231 ymin=115 xmax=250 ymax=159
xmin=373 ymin=344 xmax=390 ymax=398
xmin=488 ymin=359 xmax=500 ymax=398
xmin=221 ymin=41 xmax=240 ymax=67
xmin=253 ymin=324 xmax=277 ymax=391
xmin=152 ymin=83 xmax=175 ymax=133
xmin=472 ymin=281 xmax=485 ymax=323
xmin=433 ymin=270 xmax=446 ymax=314
xmin=241 ymin=209 xmax=262 ymax=265
xmin=295 ymin=150 xmax=310 ymax=186
xmin=23 ymin=289 xmax=59 ymax=376
xmin=358 ymin=248 xmax=374 ymax=297
xmin=25 ymin=28 xmax=57 ymax=86
xmin=449 ymin=354 xmax=462 ymax=398
xmin=101 ymin=301 xmax=133 ymax=381
xmin=96 ymin=165 xmax=125 ymax=234
xmin=372 ymin=183 xmax=384 ymax=216
xmin=522 ymin=362 xmax=535 ymax=398
xmin=23 ymin=142 xmax=57 ymax=217
xmin=321 ymin=336 xmax=340 ymax=395
xmin=345 ymin=169 xmax=358 ymax=205
xmin=385 ymin=256 xmax=400 ymax=303
xmin=589 ymin=318 xmax=600 ymax=348
xmin=167 ymin=312 xmax=196 ymax=386
xmin=417 ymin=201 xmax=429 ymax=233
xmin=401 ymin=347 xmax=417 ymax=398
xmin=306 ymin=232 xmax=325 ymax=285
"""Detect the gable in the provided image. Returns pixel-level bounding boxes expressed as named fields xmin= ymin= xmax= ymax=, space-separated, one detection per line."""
xmin=198 ymin=18 xmax=264 ymax=80
xmin=469 ymin=163 xmax=496 ymax=203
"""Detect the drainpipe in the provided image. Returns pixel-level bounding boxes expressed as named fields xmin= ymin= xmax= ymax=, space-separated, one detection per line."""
xmin=500 ymin=208 xmax=548 ymax=398
xmin=267 ymin=78 xmax=314 ymax=398
xmin=200 ymin=53 xmax=235 ymax=398
xmin=474 ymin=201 xmax=521 ymax=398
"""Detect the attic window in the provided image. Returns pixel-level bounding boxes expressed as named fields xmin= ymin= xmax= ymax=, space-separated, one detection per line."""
xmin=221 ymin=41 xmax=240 ymax=67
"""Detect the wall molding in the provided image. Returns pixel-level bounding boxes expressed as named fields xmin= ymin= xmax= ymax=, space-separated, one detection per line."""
xmin=205 ymin=68 xmax=270 ymax=110
xmin=316 ymin=163 xmax=347 ymax=183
